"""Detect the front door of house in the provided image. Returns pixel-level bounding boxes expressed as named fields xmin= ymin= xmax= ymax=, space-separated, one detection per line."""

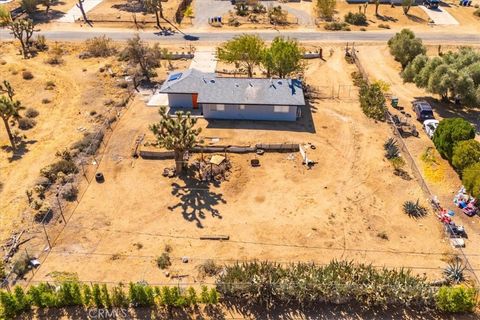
xmin=192 ymin=93 xmax=198 ymax=109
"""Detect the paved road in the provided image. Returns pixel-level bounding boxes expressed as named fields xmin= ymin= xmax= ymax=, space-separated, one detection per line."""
xmin=1 ymin=28 xmax=480 ymax=43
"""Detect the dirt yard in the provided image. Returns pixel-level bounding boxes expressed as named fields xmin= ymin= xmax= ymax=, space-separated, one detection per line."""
xmin=356 ymin=44 xmax=480 ymax=280
xmin=0 ymin=41 xmax=193 ymax=258
xmin=24 ymin=46 xmax=454 ymax=287
xmin=316 ymin=2 xmax=429 ymax=31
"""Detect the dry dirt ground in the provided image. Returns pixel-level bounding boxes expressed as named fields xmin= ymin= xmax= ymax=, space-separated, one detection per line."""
xmin=356 ymin=44 xmax=480 ymax=280
xmin=0 ymin=41 xmax=191 ymax=258
xmin=26 ymin=46 xmax=455 ymax=288
xmin=317 ymin=2 xmax=430 ymax=31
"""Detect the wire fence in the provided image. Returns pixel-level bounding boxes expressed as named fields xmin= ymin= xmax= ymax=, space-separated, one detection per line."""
xmin=350 ymin=44 xmax=480 ymax=287
xmin=1 ymin=91 xmax=135 ymax=291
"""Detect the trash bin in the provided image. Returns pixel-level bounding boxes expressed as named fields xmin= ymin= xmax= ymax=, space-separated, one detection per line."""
xmin=391 ymin=97 xmax=399 ymax=108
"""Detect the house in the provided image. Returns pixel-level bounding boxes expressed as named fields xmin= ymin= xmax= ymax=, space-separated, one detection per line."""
xmin=158 ymin=69 xmax=305 ymax=122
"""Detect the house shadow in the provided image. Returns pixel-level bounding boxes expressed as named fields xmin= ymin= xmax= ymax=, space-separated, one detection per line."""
xmin=1 ymin=139 xmax=36 ymax=162
xmin=168 ymin=175 xmax=225 ymax=229
xmin=414 ymin=95 xmax=480 ymax=133
xmin=205 ymin=102 xmax=316 ymax=134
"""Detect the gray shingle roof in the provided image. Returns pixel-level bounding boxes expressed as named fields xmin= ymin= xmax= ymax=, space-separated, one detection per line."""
xmin=159 ymin=69 xmax=305 ymax=106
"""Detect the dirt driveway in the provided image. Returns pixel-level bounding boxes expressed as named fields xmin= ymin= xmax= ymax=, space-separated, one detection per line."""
xmin=356 ymin=45 xmax=480 ymax=280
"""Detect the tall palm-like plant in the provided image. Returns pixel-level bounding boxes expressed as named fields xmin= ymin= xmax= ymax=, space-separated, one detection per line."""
xmin=150 ymin=106 xmax=201 ymax=174
xmin=0 ymin=81 xmax=24 ymax=151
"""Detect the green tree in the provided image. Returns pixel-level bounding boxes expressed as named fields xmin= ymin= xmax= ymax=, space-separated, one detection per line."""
xmin=0 ymin=81 xmax=25 ymax=151
xmin=145 ymin=0 xmax=164 ymax=28
xmin=463 ymin=162 xmax=480 ymax=198
xmin=0 ymin=6 xmax=12 ymax=26
xmin=8 ymin=19 xmax=36 ymax=59
xmin=13 ymin=286 xmax=31 ymax=314
xmin=436 ymin=286 xmax=477 ymax=313
xmin=21 ymin=0 xmax=38 ymax=15
xmin=123 ymin=34 xmax=161 ymax=81
xmin=150 ymin=106 xmax=202 ymax=174
xmin=0 ymin=291 xmax=18 ymax=318
xmin=452 ymin=139 xmax=480 ymax=173
xmin=316 ymin=0 xmax=336 ymax=20
xmin=262 ymin=37 xmax=303 ymax=78
xmin=40 ymin=0 xmax=59 ymax=15
xmin=92 ymin=284 xmax=103 ymax=307
xmin=217 ymin=34 xmax=265 ymax=78
xmin=433 ymin=118 xmax=475 ymax=160
xmin=402 ymin=54 xmax=428 ymax=82
xmin=387 ymin=29 xmax=426 ymax=68
xmin=101 ymin=284 xmax=112 ymax=308
xmin=111 ymin=284 xmax=129 ymax=307
xmin=359 ymin=82 xmax=386 ymax=121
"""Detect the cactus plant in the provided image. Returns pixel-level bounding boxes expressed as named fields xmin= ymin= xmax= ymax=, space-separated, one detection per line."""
xmin=444 ymin=260 xmax=466 ymax=284
xmin=403 ymin=199 xmax=427 ymax=218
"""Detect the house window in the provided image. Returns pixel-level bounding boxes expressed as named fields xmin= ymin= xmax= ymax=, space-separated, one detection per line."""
xmin=274 ymin=105 xmax=289 ymax=113
xmin=216 ymin=104 xmax=225 ymax=111
xmin=239 ymin=104 xmax=245 ymax=110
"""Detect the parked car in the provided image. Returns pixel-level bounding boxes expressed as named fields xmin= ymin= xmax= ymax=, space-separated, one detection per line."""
xmin=424 ymin=0 xmax=439 ymax=9
xmin=423 ymin=119 xmax=440 ymax=139
xmin=412 ymin=100 xmax=435 ymax=122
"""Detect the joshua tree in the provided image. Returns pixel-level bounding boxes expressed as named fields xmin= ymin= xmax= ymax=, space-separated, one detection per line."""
xmin=145 ymin=0 xmax=164 ymax=28
xmin=76 ymin=0 xmax=92 ymax=26
xmin=0 ymin=81 xmax=24 ymax=151
xmin=150 ymin=106 xmax=202 ymax=174
xmin=8 ymin=19 xmax=35 ymax=59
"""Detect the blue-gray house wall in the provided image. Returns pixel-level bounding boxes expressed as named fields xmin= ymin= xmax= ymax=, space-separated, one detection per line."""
xmin=202 ymin=103 xmax=298 ymax=121
xmin=167 ymin=93 xmax=193 ymax=108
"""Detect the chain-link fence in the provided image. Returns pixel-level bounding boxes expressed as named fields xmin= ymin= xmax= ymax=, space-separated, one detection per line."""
xmin=351 ymin=45 xmax=480 ymax=286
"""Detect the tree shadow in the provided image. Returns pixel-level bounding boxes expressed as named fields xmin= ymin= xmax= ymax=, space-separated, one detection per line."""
xmin=168 ymin=175 xmax=225 ymax=229
xmin=414 ymin=95 xmax=480 ymax=134
xmin=112 ymin=2 xmax=147 ymax=13
xmin=1 ymin=139 xmax=37 ymax=162
xmin=406 ymin=13 xmax=428 ymax=23
xmin=377 ymin=14 xmax=398 ymax=22
xmin=221 ymin=299 xmax=478 ymax=320
xmin=32 ymin=9 xmax=69 ymax=23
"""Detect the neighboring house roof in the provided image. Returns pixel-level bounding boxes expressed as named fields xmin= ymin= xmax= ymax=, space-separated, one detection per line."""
xmin=159 ymin=69 xmax=305 ymax=106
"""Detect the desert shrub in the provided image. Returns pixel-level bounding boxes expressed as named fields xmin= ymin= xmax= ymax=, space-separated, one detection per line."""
xmin=156 ymin=253 xmax=171 ymax=269
xmin=217 ymin=260 xmax=435 ymax=307
xmin=359 ymin=82 xmax=386 ymax=121
xmin=268 ymin=5 xmax=288 ymax=25
xmin=61 ymin=183 xmax=78 ymax=201
xmin=40 ymin=159 xmax=78 ymax=182
xmin=25 ymin=107 xmax=39 ymax=118
xmin=234 ymin=3 xmax=249 ymax=16
xmin=34 ymin=35 xmax=48 ymax=52
xmin=403 ymin=199 xmax=427 ymax=218
xmin=388 ymin=29 xmax=426 ymax=68
xmin=71 ymin=131 xmax=104 ymax=155
xmin=42 ymin=98 xmax=51 ymax=104
xmin=45 ymin=45 xmax=64 ymax=65
xmin=384 ymin=138 xmax=399 ymax=159
xmin=18 ymin=117 xmax=36 ymax=130
xmin=474 ymin=8 xmax=480 ymax=17
xmin=451 ymin=139 xmax=480 ymax=173
xmin=117 ymin=80 xmax=129 ymax=89
xmin=12 ymin=253 xmax=30 ymax=277
xmin=198 ymin=259 xmax=222 ymax=276
xmin=378 ymin=23 xmax=390 ymax=29
xmin=436 ymin=286 xmax=477 ymax=313
xmin=316 ymin=0 xmax=336 ymax=20
xmin=344 ymin=12 xmax=367 ymax=25
xmin=432 ymin=118 xmax=475 ymax=160
xmin=85 ymin=36 xmax=117 ymax=57
xmin=324 ymin=22 xmax=350 ymax=31
xmin=22 ymin=70 xmax=34 ymax=80
xmin=35 ymin=201 xmax=52 ymax=222
xmin=21 ymin=0 xmax=37 ymax=15
xmin=45 ymin=81 xmax=55 ymax=90
xmin=463 ymin=162 xmax=480 ymax=198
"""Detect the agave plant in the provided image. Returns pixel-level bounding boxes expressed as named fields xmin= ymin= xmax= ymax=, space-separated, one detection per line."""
xmin=443 ymin=260 xmax=466 ymax=284
xmin=384 ymin=138 xmax=399 ymax=159
xmin=403 ymin=199 xmax=427 ymax=218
